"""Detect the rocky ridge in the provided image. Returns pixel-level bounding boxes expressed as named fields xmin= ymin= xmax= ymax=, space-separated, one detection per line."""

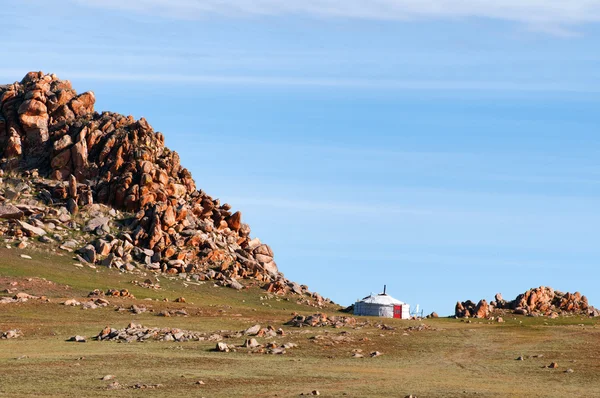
xmin=455 ymin=287 xmax=599 ymax=318
xmin=0 ymin=71 xmax=325 ymax=303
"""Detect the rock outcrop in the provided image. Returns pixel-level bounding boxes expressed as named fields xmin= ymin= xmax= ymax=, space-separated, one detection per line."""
xmin=285 ymin=313 xmax=358 ymax=328
xmin=456 ymin=286 xmax=598 ymax=318
xmin=455 ymin=299 xmax=490 ymax=319
xmin=494 ymin=286 xmax=598 ymax=317
xmin=0 ymin=72 xmax=324 ymax=300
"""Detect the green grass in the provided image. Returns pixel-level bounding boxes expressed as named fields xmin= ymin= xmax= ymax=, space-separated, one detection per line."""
xmin=1 ymin=247 xmax=599 ymax=397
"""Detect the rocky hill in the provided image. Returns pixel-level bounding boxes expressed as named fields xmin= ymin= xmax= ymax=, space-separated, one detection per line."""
xmin=455 ymin=286 xmax=598 ymax=319
xmin=0 ymin=71 xmax=325 ymax=305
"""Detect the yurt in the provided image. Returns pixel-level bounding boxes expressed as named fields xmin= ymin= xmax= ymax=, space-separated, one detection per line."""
xmin=353 ymin=288 xmax=410 ymax=319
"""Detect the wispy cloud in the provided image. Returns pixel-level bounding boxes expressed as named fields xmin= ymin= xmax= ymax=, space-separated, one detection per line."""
xmin=72 ymin=0 xmax=600 ymax=34
xmin=1 ymin=68 xmax=599 ymax=93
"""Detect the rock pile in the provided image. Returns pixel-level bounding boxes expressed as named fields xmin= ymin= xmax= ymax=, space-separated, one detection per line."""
xmin=63 ymin=297 xmax=110 ymax=309
xmin=405 ymin=323 xmax=437 ymax=332
xmin=0 ymin=292 xmax=47 ymax=304
xmin=157 ymin=309 xmax=189 ymax=317
xmin=131 ymin=279 xmax=161 ymax=290
xmin=243 ymin=324 xmax=282 ymax=338
xmin=494 ymin=287 xmax=599 ymax=317
xmin=95 ymin=322 xmax=235 ymax=343
xmin=455 ymin=299 xmax=490 ymax=319
xmin=94 ymin=322 xmax=295 ymax=354
xmin=88 ymin=288 xmax=134 ymax=298
xmin=105 ymin=381 xmax=162 ymax=391
xmin=455 ymin=287 xmax=599 ymax=318
xmin=286 ymin=313 xmax=358 ymax=328
xmin=215 ymin=339 xmax=295 ymax=354
xmin=0 ymin=72 xmax=327 ymax=301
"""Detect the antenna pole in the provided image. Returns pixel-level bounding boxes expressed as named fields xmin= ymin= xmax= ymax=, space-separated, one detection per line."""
xmin=383 ymin=285 xmax=386 ymax=294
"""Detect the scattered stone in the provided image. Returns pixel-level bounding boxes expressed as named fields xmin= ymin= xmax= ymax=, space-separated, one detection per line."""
xmin=17 ymin=221 xmax=47 ymax=236
xmin=216 ymin=342 xmax=230 ymax=352
xmin=67 ymin=335 xmax=86 ymax=343
xmin=1 ymin=329 xmax=22 ymax=339
xmin=0 ymin=204 xmax=23 ymax=219
xmin=132 ymin=383 xmax=162 ymax=390
xmin=106 ymin=381 xmax=122 ymax=390
xmin=243 ymin=338 xmax=260 ymax=348
xmin=286 ymin=314 xmax=357 ymax=328
xmin=19 ymin=254 xmax=32 ymax=260
xmin=269 ymin=347 xmax=286 ymax=355
xmin=132 ymin=279 xmax=161 ymax=290
xmin=229 ymin=279 xmax=243 ymax=290
xmin=405 ymin=324 xmax=437 ymax=332
xmin=244 ymin=324 xmax=261 ymax=336
xmin=95 ymin=323 xmax=235 ymax=343
xmin=548 ymin=362 xmax=559 ymax=369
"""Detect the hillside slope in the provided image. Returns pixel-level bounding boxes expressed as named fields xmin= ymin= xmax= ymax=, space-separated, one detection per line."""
xmin=0 ymin=71 xmax=323 ymax=303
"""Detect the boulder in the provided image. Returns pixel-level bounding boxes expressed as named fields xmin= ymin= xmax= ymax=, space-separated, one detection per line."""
xmin=226 ymin=211 xmax=242 ymax=231
xmin=4 ymin=128 xmax=22 ymax=158
xmin=244 ymin=324 xmax=261 ymax=336
xmin=474 ymin=299 xmax=489 ymax=318
xmin=84 ymin=217 xmax=109 ymax=232
xmin=216 ymin=342 xmax=230 ymax=352
xmin=243 ymin=338 xmax=260 ymax=348
xmin=0 ymin=204 xmax=23 ymax=219
xmin=17 ymin=220 xmax=46 ymax=236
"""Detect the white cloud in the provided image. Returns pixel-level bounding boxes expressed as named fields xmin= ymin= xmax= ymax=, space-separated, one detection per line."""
xmin=73 ymin=0 xmax=600 ymax=32
xmin=1 ymin=69 xmax=598 ymax=93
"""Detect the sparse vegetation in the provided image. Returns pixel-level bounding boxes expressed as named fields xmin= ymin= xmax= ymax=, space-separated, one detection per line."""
xmin=1 ymin=247 xmax=599 ymax=397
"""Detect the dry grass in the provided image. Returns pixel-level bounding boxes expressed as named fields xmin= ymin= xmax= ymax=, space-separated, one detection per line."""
xmin=0 ymin=247 xmax=599 ymax=397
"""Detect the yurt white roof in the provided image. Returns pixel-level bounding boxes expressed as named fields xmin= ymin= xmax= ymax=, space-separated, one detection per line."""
xmin=358 ymin=293 xmax=405 ymax=306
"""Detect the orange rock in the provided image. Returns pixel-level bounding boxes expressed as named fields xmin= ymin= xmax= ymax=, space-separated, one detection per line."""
xmin=226 ymin=211 xmax=242 ymax=231
xmin=5 ymin=129 xmax=22 ymax=158
xmin=474 ymin=299 xmax=489 ymax=318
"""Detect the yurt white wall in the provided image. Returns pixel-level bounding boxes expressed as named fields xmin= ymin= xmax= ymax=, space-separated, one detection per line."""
xmin=354 ymin=302 xmax=394 ymax=318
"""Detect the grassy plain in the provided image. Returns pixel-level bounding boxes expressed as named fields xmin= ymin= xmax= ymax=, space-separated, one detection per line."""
xmin=0 ymin=247 xmax=599 ymax=397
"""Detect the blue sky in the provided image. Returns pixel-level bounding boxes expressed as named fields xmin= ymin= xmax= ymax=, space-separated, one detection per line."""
xmin=2 ymin=1 xmax=600 ymax=315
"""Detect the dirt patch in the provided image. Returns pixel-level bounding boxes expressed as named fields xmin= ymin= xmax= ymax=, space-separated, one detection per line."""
xmin=0 ymin=276 xmax=71 ymax=297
